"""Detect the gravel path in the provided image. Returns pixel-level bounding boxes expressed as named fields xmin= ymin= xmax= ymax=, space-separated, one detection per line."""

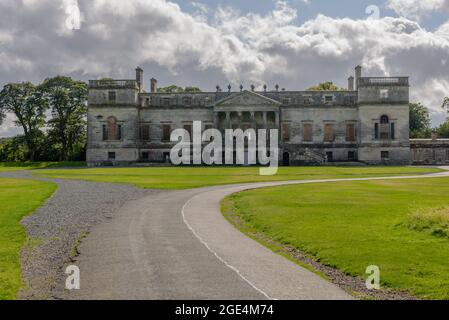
xmin=0 ymin=171 xmax=154 ymax=300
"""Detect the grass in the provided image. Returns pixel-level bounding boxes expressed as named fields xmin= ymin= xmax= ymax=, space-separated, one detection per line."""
xmin=224 ymin=177 xmax=449 ymax=299
xmin=32 ymin=166 xmax=441 ymax=189
xmin=0 ymin=162 xmax=86 ymax=172
xmin=0 ymin=178 xmax=57 ymax=300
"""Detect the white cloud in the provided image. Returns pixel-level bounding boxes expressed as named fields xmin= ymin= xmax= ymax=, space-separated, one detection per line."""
xmin=386 ymin=0 xmax=449 ymax=21
xmin=0 ymin=0 xmax=449 ymax=136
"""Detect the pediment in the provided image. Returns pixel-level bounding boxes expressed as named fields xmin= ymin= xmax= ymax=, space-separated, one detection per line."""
xmin=215 ymin=90 xmax=281 ymax=107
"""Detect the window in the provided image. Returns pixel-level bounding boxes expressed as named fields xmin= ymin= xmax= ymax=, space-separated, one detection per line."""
xmin=108 ymin=91 xmax=116 ymax=103
xmin=348 ymin=151 xmax=356 ymax=161
xmin=391 ymin=123 xmax=395 ymax=140
xmin=374 ymin=123 xmax=379 ymax=140
xmin=381 ymin=151 xmax=389 ymax=161
xmin=162 ymin=124 xmax=171 ymax=141
xmin=326 ymin=152 xmax=334 ymax=162
xmin=380 ymin=89 xmax=389 ymax=99
xmin=324 ymin=124 xmax=335 ymax=142
xmin=105 ymin=117 xmax=119 ymax=140
xmin=162 ymin=98 xmax=170 ymax=106
xmin=281 ymin=98 xmax=291 ymax=105
xmin=380 ymin=115 xmax=390 ymax=139
xmin=183 ymin=97 xmax=192 ymax=106
xmin=141 ymin=152 xmax=149 ymax=161
xmin=117 ymin=124 xmax=122 ymax=140
xmin=303 ymin=95 xmax=312 ymax=105
xmin=303 ymin=123 xmax=313 ymax=142
xmin=324 ymin=95 xmax=334 ymax=104
xmin=102 ymin=124 xmax=107 ymax=141
xmin=108 ymin=152 xmax=116 ymax=160
xmin=140 ymin=124 xmax=150 ymax=141
xmin=346 ymin=123 xmax=356 ymax=142
xmin=282 ymin=123 xmax=290 ymax=142
xmin=380 ymin=115 xmax=389 ymax=124
xmin=184 ymin=124 xmax=193 ymax=139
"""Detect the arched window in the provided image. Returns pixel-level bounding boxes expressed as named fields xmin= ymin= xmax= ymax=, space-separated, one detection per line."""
xmin=107 ymin=117 xmax=117 ymax=140
xmin=380 ymin=115 xmax=389 ymax=124
xmin=102 ymin=116 xmax=122 ymax=141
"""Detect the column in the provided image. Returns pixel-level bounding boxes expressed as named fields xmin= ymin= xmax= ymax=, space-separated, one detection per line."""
xmin=263 ymin=112 xmax=268 ymax=129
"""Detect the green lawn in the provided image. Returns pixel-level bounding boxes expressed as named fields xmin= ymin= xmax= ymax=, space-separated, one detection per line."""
xmin=0 ymin=162 xmax=86 ymax=172
xmin=32 ymin=166 xmax=441 ymax=189
xmin=224 ymin=177 xmax=449 ymax=299
xmin=0 ymin=178 xmax=56 ymax=300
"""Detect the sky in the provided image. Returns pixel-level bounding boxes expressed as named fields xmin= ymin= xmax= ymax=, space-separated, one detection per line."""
xmin=0 ymin=0 xmax=449 ymax=137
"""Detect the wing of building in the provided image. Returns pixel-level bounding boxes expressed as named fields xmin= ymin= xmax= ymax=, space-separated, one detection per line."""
xmin=86 ymin=66 xmax=449 ymax=167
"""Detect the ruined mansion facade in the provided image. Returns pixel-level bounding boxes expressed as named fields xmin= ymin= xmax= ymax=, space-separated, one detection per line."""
xmin=87 ymin=66 xmax=449 ymax=167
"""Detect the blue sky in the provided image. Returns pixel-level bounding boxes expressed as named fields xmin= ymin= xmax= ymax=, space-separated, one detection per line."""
xmin=173 ymin=0 xmax=447 ymax=30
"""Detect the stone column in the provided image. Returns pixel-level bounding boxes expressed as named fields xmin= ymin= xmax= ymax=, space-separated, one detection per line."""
xmin=250 ymin=111 xmax=256 ymax=130
xmin=238 ymin=111 xmax=242 ymax=129
xmin=226 ymin=112 xmax=231 ymax=129
xmin=263 ymin=112 xmax=268 ymax=129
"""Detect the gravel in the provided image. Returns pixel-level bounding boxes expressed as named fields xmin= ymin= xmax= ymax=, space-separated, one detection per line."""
xmin=0 ymin=170 xmax=153 ymax=300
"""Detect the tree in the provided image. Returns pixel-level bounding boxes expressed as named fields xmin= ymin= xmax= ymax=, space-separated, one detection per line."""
xmin=436 ymin=121 xmax=449 ymax=138
xmin=157 ymin=85 xmax=202 ymax=93
xmin=409 ymin=102 xmax=432 ymax=138
xmin=40 ymin=76 xmax=88 ymax=161
xmin=443 ymin=97 xmax=449 ymax=110
xmin=307 ymin=81 xmax=344 ymax=91
xmin=0 ymin=83 xmax=48 ymax=161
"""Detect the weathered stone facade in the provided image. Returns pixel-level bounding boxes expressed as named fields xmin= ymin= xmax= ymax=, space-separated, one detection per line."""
xmin=87 ymin=66 xmax=415 ymax=167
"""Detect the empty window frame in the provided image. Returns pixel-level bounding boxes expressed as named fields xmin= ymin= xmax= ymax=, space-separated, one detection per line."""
xmin=162 ymin=124 xmax=171 ymax=141
xmin=346 ymin=123 xmax=356 ymax=142
xmin=324 ymin=123 xmax=335 ymax=142
xmin=140 ymin=124 xmax=150 ymax=141
xmin=282 ymin=123 xmax=291 ymax=142
xmin=108 ymin=91 xmax=116 ymax=103
xmin=303 ymin=123 xmax=313 ymax=142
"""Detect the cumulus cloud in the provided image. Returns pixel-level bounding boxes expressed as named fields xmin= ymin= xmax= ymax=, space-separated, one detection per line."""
xmin=0 ymin=0 xmax=449 ymax=136
xmin=386 ymin=0 xmax=449 ymax=21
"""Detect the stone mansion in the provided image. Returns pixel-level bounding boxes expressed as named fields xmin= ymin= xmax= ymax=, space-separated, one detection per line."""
xmin=86 ymin=66 xmax=449 ymax=167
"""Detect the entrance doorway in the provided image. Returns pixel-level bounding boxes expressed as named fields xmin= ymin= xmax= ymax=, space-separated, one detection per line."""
xmin=283 ymin=152 xmax=290 ymax=166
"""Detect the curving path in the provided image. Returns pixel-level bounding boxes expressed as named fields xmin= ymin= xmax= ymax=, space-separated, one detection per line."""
xmin=65 ymin=167 xmax=449 ymax=300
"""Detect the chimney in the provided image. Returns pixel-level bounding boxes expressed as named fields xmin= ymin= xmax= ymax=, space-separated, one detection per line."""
xmin=348 ymin=76 xmax=354 ymax=91
xmin=355 ymin=65 xmax=362 ymax=89
xmin=136 ymin=67 xmax=144 ymax=92
xmin=150 ymin=78 xmax=158 ymax=93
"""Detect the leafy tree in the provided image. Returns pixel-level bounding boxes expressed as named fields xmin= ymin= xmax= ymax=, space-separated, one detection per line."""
xmin=157 ymin=85 xmax=202 ymax=93
xmin=0 ymin=83 xmax=48 ymax=161
xmin=409 ymin=103 xmax=432 ymax=138
xmin=0 ymin=106 xmax=4 ymax=125
xmin=40 ymin=76 xmax=88 ymax=161
xmin=0 ymin=136 xmax=29 ymax=162
xmin=307 ymin=81 xmax=344 ymax=91
xmin=436 ymin=121 xmax=449 ymax=138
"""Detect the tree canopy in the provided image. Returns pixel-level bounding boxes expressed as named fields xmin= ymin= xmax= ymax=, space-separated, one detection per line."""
xmin=409 ymin=103 xmax=432 ymax=138
xmin=0 ymin=82 xmax=48 ymax=161
xmin=157 ymin=85 xmax=202 ymax=93
xmin=39 ymin=76 xmax=88 ymax=161
xmin=307 ymin=81 xmax=344 ymax=91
